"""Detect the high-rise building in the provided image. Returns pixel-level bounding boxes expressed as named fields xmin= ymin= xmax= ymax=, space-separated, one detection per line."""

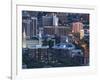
xmin=57 ymin=13 xmax=68 ymax=26
xmin=72 ymin=22 xmax=83 ymax=33
xmin=42 ymin=14 xmax=59 ymax=27
xmin=43 ymin=14 xmax=69 ymax=36
xmin=43 ymin=26 xmax=69 ymax=36
xmin=42 ymin=16 xmax=53 ymax=27
xmin=22 ymin=16 xmax=37 ymax=39
xmin=31 ymin=17 xmax=37 ymax=37
xmin=22 ymin=18 xmax=31 ymax=39
xmin=43 ymin=26 xmax=55 ymax=35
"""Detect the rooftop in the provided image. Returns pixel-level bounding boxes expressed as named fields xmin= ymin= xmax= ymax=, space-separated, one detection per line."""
xmin=52 ymin=43 xmax=75 ymax=50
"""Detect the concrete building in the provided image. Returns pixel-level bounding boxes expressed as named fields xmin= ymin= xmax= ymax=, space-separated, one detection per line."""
xmin=22 ymin=18 xmax=31 ymax=39
xmin=31 ymin=17 xmax=37 ymax=37
xmin=29 ymin=48 xmax=48 ymax=62
xmin=22 ymin=16 xmax=37 ymax=39
xmin=42 ymin=14 xmax=59 ymax=27
xmin=72 ymin=22 xmax=83 ymax=33
xmin=42 ymin=14 xmax=70 ymax=36
xmin=43 ymin=26 xmax=69 ymax=36
xmin=42 ymin=16 xmax=53 ymax=27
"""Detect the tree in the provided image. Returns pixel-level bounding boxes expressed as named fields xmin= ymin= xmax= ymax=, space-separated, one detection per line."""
xmin=48 ymin=40 xmax=54 ymax=48
xmin=42 ymin=38 xmax=48 ymax=46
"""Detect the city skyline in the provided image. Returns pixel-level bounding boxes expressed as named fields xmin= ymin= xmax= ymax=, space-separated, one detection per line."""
xmin=22 ymin=10 xmax=89 ymax=69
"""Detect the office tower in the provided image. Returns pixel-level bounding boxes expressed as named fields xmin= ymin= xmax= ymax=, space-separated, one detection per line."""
xmin=42 ymin=16 xmax=53 ymax=27
xmin=57 ymin=13 xmax=68 ymax=26
xmin=22 ymin=16 xmax=37 ymax=39
xmin=43 ymin=26 xmax=55 ymax=35
xmin=44 ymin=26 xmax=69 ymax=36
xmin=22 ymin=17 xmax=31 ymax=39
xmin=31 ymin=17 xmax=37 ymax=38
xmin=72 ymin=22 xmax=83 ymax=33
